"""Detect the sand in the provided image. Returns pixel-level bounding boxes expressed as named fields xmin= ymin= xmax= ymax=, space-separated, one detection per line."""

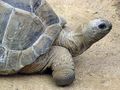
xmin=0 ymin=0 xmax=120 ymax=90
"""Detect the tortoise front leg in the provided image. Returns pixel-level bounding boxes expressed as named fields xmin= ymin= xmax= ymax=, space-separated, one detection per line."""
xmin=18 ymin=46 xmax=75 ymax=86
xmin=50 ymin=46 xmax=75 ymax=86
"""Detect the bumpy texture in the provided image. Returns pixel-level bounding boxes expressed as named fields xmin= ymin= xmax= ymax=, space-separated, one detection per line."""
xmin=0 ymin=0 xmax=112 ymax=86
xmin=20 ymin=46 xmax=75 ymax=86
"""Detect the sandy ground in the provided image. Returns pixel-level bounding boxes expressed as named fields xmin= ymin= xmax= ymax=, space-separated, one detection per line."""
xmin=1 ymin=0 xmax=120 ymax=90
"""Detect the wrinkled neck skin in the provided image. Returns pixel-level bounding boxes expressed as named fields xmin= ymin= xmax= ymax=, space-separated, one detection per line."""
xmin=54 ymin=26 xmax=97 ymax=57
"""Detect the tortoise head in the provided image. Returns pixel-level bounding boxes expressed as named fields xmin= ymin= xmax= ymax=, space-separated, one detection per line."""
xmin=82 ymin=18 xmax=112 ymax=44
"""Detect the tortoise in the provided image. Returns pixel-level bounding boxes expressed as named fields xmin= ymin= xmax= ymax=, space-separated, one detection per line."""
xmin=0 ymin=0 xmax=112 ymax=86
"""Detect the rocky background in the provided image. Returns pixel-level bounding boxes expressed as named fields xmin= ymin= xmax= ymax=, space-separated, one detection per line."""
xmin=1 ymin=0 xmax=120 ymax=90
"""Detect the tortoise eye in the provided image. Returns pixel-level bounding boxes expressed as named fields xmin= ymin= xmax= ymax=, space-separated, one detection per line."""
xmin=98 ymin=23 xmax=107 ymax=30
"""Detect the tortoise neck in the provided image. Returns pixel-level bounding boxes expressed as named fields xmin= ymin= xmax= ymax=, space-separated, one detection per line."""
xmin=55 ymin=27 xmax=93 ymax=57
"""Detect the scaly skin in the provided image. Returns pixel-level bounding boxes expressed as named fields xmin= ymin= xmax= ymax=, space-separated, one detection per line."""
xmin=0 ymin=0 xmax=112 ymax=86
xmin=20 ymin=19 xmax=112 ymax=86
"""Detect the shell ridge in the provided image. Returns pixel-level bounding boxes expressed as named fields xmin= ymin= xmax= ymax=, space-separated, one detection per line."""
xmin=2 ymin=9 xmax=14 ymax=47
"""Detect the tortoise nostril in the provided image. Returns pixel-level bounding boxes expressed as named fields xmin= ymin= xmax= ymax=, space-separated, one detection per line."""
xmin=98 ymin=23 xmax=107 ymax=29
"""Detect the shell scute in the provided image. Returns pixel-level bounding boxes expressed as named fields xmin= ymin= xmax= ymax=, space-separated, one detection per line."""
xmin=2 ymin=9 xmax=45 ymax=50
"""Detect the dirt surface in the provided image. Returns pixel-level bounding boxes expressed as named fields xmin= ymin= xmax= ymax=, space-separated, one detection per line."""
xmin=1 ymin=0 xmax=120 ymax=90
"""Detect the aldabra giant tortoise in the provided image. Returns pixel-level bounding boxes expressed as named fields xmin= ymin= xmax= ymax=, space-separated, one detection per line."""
xmin=0 ymin=0 xmax=112 ymax=86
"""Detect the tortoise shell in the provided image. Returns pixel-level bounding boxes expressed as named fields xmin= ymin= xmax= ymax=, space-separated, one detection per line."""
xmin=0 ymin=0 xmax=59 ymax=50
